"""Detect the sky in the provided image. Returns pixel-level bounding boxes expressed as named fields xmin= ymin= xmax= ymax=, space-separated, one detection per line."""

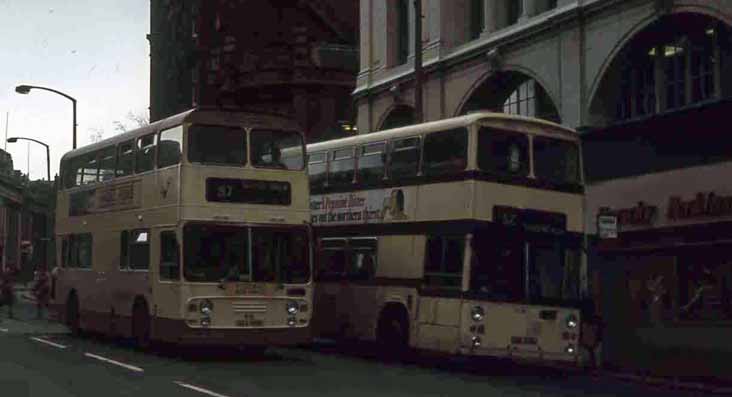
xmin=0 ymin=0 xmax=150 ymax=180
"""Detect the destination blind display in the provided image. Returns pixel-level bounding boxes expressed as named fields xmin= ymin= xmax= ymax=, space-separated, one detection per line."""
xmin=206 ymin=178 xmax=291 ymax=205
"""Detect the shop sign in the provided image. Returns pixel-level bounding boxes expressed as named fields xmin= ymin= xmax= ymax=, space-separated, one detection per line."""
xmin=667 ymin=192 xmax=732 ymax=221
xmin=597 ymin=214 xmax=618 ymax=239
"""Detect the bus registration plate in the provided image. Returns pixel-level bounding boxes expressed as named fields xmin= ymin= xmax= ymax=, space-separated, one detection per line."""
xmin=236 ymin=315 xmax=263 ymax=327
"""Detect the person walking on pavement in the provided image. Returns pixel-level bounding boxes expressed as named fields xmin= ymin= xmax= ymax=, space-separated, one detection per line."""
xmin=31 ymin=264 xmax=51 ymax=319
xmin=0 ymin=263 xmax=19 ymax=319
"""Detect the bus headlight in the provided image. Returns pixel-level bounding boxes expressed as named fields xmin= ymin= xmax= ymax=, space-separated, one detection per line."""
xmin=286 ymin=301 xmax=299 ymax=315
xmin=471 ymin=335 xmax=481 ymax=348
xmin=565 ymin=344 xmax=576 ymax=355
xmin=201 ymin=317 xmax=211 ymax=327
xmin=471 ymin=306 xmax=485 ymax=322
xmin=200 ymin=299 xmax=214 ymax=314
xmin=565 ymin=314 xmax=578 ymax=329
xmin=287 ymin=317 xmax=296 ymax=327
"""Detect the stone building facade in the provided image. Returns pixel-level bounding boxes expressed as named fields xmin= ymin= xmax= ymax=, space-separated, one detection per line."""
xmin=149 ymin=0 xmax=359 ymax=143
xmin=356 ymin=0 xmax=732 ymax=379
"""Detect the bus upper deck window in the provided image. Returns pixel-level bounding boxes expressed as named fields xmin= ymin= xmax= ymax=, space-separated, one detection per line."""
xmin=477 ymin=128 xmax=529 ymax=176
xmin=136 ymin=134 xmax=156 ymax=173
xmin=251 ymin=130 xmax=304 ymax=170
xmin=98 ymin=147 xmax=116 ymax=182
xmin=308 ymin=152 xmax=327 ymax=190
xmin=533 ymin=137 xmax=580 ymax=185
xmin=158 ymin=126 xmax=183 ymax=168
xmin=81 ymin=153 xmax=99 ymax=185
xmin=188 ymin=125 xmax=246 ymax=166
xmin=358 ymin=142 xmax=386 ymax=185
xmin=423 ymin=128 xmax=468 ymax=176
xmin=329 ymin=148 xmax=355 ymax=187
xmin=389 ymin=137 xmax=420 ymax=180
xmin=117 ymin=140 xmax=135 ymax=177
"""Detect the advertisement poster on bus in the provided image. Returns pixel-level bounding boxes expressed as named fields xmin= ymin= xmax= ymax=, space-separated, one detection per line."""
xmin=310 ymin=188 xmax=409 ymax=225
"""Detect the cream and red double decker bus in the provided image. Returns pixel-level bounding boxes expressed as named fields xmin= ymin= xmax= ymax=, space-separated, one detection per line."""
xmin=307 ymin=112 xmax=586 ymax=365
xmin=52 ymin=108 xmax=312 ymax=348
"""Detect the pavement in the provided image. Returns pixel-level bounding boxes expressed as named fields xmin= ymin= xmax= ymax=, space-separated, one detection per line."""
xmin=0 ymin=288 xmax=730 ymax=397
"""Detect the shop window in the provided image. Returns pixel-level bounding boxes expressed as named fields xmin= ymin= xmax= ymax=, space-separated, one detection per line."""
xmin=357 ymin=142 xmax=386 ymax=185
xmin=424 ymin=235 xmax=464 ymax=289
xmin=388 ymin=137 xmax=420 ymax=180
xmin=678 ymin=256 xmax=732 ymax=321
xmin=422 ymin=128 xmax=468 ymax=176
xmin=308 ymin=152 xmax=328 ymax=190
xmin=329 ymin=147 xmax=355 ymax=187
xmin=160 ymin=231 xmax=180 ymax=281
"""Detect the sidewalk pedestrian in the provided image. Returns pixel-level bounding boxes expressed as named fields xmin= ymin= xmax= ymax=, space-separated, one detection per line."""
xmin=0 ymin=263 xmax=19 ymax=319
xmin=580 ymin=298 xmax=605 ymax=370
xmin=31 ymin=264 xmax=51 ymax=319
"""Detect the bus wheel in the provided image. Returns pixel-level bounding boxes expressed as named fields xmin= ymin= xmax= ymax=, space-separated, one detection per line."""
xmin=376 ymin=307 xmax=409 ymax=359
xmin=132 ymin=300 xmax=151 ymax=350
xmin=66 ymin=293 xmax=81 ymax=336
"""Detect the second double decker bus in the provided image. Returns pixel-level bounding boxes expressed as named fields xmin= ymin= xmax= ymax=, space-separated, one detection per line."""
xmin=307 ymin=112 xmax=586 ymax=366
xmin=52 ymin=108 xmax=313 ymax=348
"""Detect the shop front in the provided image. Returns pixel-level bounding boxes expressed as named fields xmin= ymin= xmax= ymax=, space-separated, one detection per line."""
xmin=586 ymin=161 xmax=732 ymax=380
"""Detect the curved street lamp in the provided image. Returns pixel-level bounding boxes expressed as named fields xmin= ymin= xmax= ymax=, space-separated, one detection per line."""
xmin=7 ymin=137 xmax=50 ymax=182
xmin=15 ymin=84 xmax=77 ymax=149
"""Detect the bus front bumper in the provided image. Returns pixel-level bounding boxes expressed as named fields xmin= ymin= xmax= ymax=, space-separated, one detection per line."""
xmin=155 ymin=318 xmax=313 ymax=347
xmin=458 ymin=345 xmax=584 ymax=368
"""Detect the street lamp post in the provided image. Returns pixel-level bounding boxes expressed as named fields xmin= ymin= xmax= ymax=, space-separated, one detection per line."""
xmin=6 ymin=136 xmax=53 ymax=272
xmin=7 ymin=137 xmax=50 ymax=182
xmin=15 ymin=85 xmax=77 ymax=149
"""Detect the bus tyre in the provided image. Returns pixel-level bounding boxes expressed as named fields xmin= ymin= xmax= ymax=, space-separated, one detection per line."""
xmin=132 ymin=300 xmax=151 ymax=350
xmin=377 ymin=307 xmax=409 ymax=359
xmin=66 ymin=293 xmax=81 ymax=336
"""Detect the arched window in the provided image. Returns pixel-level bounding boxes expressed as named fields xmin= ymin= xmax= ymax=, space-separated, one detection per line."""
xmin=615 ymin=18 xmax=725 ymax=121
xmin=498 ymin=79 xmax=560 ymax=123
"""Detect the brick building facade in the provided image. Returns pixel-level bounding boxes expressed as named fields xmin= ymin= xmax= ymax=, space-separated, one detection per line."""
xmin=149 ymin=0 xmax=359 ymax=143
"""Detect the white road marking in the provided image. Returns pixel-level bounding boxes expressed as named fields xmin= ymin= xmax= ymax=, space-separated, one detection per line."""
xmin=84 ymin=352 xmax=144 ymax=373
xmin=0 ymin=327 xmax=8 ymax=333
xmin=30 ymin=337 xmax=67 ymax=349
xmin=174 ymin=381 xmax=233 ymax=397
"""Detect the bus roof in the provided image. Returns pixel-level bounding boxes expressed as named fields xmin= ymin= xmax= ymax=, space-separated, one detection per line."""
xmin=306 ymin=112 xmax=577 ymax=153
xmin=60 ymin=108 xmax=301 ymax=162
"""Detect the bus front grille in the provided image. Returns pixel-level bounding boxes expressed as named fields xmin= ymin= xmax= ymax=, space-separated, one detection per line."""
xmin=232 ymin=302 xmax=268 ymax=314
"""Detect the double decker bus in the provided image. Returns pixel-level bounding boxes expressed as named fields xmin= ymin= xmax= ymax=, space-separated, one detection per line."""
xmin=307 ymin=112 xmax=586 ymax=365
xmin=52 ymin=108 xmax=313 ymax=348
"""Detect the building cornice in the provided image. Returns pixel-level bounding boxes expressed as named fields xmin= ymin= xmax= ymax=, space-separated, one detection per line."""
xmin=353 ymin=0 xmax=638 ymax=100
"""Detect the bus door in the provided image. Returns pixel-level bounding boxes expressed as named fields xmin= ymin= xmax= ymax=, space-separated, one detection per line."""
xmin=416 ymin=234 xmax=467 ymax=354
xmin=312 ymin=238 xmax=347 ymax=339
xmin=152 ymin=227 xmax=182 ymax=324
xmin=339 ymin=237 xmax=379 ymax=340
